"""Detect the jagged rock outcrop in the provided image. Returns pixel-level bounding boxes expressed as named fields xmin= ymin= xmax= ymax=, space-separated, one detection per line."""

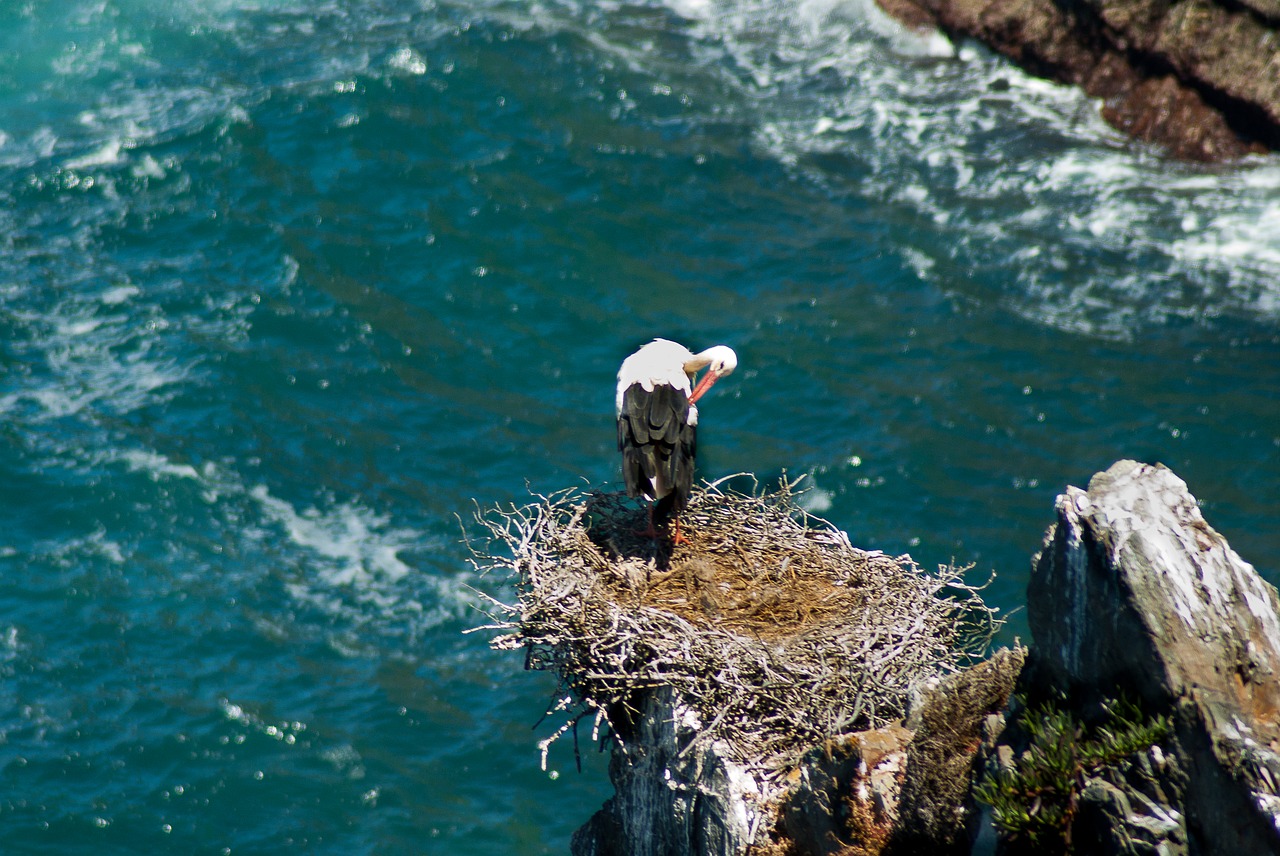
xmin=571 ymin=686 xmax=761 ymax=856
xmin=571 ymin=650 xmax=1026 ymax=856
xmin=480 ymin=484 xmax=999 ymax=856
xmin=877 ymin=0 xmax=1280 ymax=160
xmin=981 ymin=459 xmax=1280 ymax=853
xmin=773 ymin=723 xmax=914 ymax=856
xmin=770 ymin=459 xmax=1280 ymax=854
xmin=769 ymin=649 xmax=1027 ymax=856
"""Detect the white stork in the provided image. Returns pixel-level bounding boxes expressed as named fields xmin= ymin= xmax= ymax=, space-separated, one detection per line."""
xmin=616 ymin=338 xmax=738 ymax=540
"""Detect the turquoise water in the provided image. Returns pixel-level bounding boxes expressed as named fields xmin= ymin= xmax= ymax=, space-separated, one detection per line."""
xmin=3 ymin=0 xmax=1279 ymax=852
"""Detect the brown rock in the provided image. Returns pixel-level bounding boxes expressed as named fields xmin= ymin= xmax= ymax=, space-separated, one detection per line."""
xmin=890 ymin=647 xmax=1026 ymax=854
xmin=771 ymin=724 xmax=915 ymax=856
xmin=877 ymin=0 xmax=1279 ymax=159
xmin=761 ymin=650 xmax=1026 ymax=856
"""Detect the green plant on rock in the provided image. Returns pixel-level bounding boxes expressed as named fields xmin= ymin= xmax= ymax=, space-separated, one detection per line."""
xmin=974 ymin=694 xmax=1172 ymax=851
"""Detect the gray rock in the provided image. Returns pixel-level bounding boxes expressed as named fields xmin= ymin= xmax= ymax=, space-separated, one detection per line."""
xmin=1072 ymin=768 xmax=1188 ymax=856
xmin=1072 ymin=779 xmax=1134 ymax=855
xmin=571 ymin=686 xmax=760 ymax=856
xmin=1023 ymin=460 xmax=1280 ymax=853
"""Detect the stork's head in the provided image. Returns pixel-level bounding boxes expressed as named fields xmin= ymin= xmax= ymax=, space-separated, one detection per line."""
xmin=686 ymin=345 xmax=737 ymax=403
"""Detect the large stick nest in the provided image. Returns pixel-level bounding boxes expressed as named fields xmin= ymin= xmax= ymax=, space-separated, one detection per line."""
xmin=471 ymin=476 xmax=999 ymax=775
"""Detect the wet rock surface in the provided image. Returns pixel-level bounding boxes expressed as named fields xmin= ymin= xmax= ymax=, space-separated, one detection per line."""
xmin=877 ymin=0 xmax=1280 ymax=160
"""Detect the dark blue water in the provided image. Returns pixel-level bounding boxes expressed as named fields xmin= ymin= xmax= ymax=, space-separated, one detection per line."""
xmin=3 ymin=0 xmax=1278 ymax=851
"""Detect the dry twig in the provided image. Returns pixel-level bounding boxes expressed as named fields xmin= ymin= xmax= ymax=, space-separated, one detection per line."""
xmin=471 ymin=476 xmax=1000 ymax=786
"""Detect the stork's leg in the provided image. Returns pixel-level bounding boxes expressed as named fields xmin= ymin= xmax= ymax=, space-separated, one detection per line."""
xmin=670 ymin=514 xmax=689 ymax=546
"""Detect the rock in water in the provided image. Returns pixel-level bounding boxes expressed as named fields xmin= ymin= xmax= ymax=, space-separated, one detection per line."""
xmin=876 ymin=0 xmax=1280 ymax=160
xmin=1024 ymin=459 xmax=1280 ymax=852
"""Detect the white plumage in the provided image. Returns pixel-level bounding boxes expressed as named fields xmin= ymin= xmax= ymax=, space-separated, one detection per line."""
xmin=616 ymin=338 xmax=738 ymax=535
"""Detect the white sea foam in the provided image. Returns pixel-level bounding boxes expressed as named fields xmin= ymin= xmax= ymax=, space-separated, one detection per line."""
xmin=250 ymin=486 xmax=413 ymax=587
xmin=0 ymin=126 xmax=57 ymax=169
xmin=118 ymin=449 xmax=201 ymax=481
xmin=23 ymin=344 xmax=187 ymax=420
xmin=248 ymin=485 xmax=472 ymax=639
xmin=33 ymin=527 xmax=128 ymax=567
xmin=621 ymin=0 xmax=1280 ymax=337
xmin=667 ymin=0 xmax=714 ymax=19
xmin=388 ymin=46 xmax=428 ymax=76
xmin=91 ymin=531 xmax=127 ymax=564
xmin=131 ymin=154 xmax=167 ymax=179
xmin=56 ymin=316 xmax=107 ymax=337
xmin=1 ymin=349 xmax=187 ymax=421
xmin=1170 ymin=169 xmax=1280 ymax=271
xmin=321 ymin=744 xmax=366 ymax=778
xmin=65 ymin=139 xmax=123 ymax=170
xmin=101 ymin=284 xmax=141 ymax=305
xmin=79 ymin=440 xmax=469 ymax=642
xmin=0 ymin=626 xmax=20 ymax=667
xmin=77 ymin=0 xmax=1275 ymax=341
xmin=0 ymin=279 xmax=219 ymax=425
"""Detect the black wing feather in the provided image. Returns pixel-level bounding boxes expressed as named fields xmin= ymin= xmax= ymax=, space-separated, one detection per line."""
xmin=617 ymin=382 xmax=696 ymax=517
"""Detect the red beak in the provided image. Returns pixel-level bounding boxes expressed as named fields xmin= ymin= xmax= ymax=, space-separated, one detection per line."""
xmin=689 ymin=371 xmax=719 ymax=404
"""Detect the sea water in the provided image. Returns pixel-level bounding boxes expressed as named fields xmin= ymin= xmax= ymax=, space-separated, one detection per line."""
xmin=2 ymin=0 xmax=1277 ymax=852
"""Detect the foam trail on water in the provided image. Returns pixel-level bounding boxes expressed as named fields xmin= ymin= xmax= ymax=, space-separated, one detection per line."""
xmin=0 ymin=292 xmax=191 ymax=423
xmin=32 ymin=0 xmax=1278 ymax=336
xmin=92 ymin=444 xmax=473 ymax=645
xmin=551 ymin=0 xmax=1280 ymax=338
xmin=248 ymin=485 xmax=474 ymax=642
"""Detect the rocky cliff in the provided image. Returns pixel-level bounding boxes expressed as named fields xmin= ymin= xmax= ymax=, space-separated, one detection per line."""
xmin=781 ymin=460 xmax=1280 ymax=853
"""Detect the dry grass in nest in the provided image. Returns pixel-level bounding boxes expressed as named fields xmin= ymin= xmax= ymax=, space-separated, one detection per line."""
xmin=469 ymin=476 xmax=1000 ymax=779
